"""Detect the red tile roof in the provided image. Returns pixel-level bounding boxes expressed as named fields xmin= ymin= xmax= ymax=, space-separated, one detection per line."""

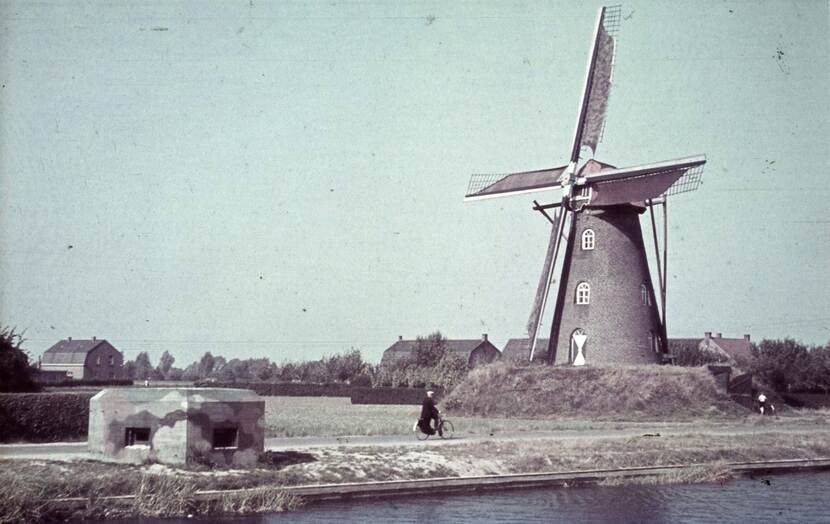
xmin=710 ymin=336 xmax=753 ymax=361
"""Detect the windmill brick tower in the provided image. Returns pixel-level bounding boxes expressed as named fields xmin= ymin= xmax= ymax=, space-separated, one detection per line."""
xmin=465 ymin=6 xmax=706 ymax=366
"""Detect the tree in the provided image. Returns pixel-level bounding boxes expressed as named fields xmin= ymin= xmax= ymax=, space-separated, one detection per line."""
xmin=157 ymin=351 xmax=175 ymax=379
xmin=325 ymin=349 xmax=366 ymax=383
xmin=0 ymin=326 xmax=38 ymax=392
xmin=413 ymin=331 xmax=447 ymax=368
xmin=248 ymin=358 xmax=275 ymax=381
xmin=212 ymin=360 xmax=237 ymax=382
xmin=750 ymin=338 xmax=811 ymax=392
xmin=181 ymin=361 xmax=201 ymax=381
xmin=165 ymin=367 xmax=184 ymax=381
xmin=278 ymin=362 xmax=299 ymax=382
xmin=297 ymin=359 xmax=328 ymax=383
xmin=210 ymin=356 xmax=228 ymax=379
xmin=197 ymin=352 xmax=216 ymax=379
xmin=132 ymin=352 xmax=154 ymax=381
xmin=123 ymin=359 xmax=137 ymax=380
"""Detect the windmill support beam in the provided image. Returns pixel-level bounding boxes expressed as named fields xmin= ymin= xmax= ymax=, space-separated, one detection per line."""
xmin=544 ymin=212 xmax=577 ymax=365
xmin=647 ymin=200 xmax=665 ymax=323
xmin=532 ymin=200 xmax=560 ymax=225
xmin=661 ymin=200 xmax=669 ymax=355
xmin=529 ymin=203 xmax=569 ymax=362
xmin=648 ymin=199 xmax=670 ymax=357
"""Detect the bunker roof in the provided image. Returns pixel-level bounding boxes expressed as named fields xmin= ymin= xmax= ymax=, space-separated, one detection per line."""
xmin=91 ymin=387 xmax=261 ymax=403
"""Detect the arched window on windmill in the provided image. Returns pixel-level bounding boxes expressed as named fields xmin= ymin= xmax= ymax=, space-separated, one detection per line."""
xmin=581 ymin=228 xmax=595 ymax=250
xmin=640 ymin=283 xmax=651 ymax=306
xmin=575 ymin=282 xmax=590 ymax=305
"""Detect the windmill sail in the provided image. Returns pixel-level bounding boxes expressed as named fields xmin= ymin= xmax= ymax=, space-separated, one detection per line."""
xmin=465 ymin=165 xmax=567 ymax=201
xmin=582 ymin=155 xmax=706 ymax=206
xmin=569 ymin=5 xmax=621 ymax=163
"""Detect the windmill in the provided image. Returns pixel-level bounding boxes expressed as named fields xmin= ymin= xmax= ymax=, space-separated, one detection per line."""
xmin=464 ymin=5 xmax=706 ymax=366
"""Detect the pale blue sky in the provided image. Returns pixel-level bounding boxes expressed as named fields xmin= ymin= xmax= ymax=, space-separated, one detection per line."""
xmin=1 ymin=0 xmax=827 ymax=366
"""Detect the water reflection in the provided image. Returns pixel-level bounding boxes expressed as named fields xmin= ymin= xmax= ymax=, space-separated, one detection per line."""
xmin=132 ymin=471 xmax=830 ymax=524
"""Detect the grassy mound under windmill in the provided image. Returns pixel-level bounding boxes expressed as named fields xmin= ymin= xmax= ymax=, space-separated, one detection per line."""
xmin=441 ymin=363 xmax=746 ymax=420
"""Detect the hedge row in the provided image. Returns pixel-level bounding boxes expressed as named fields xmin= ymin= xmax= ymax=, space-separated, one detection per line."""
xmin=350 ymin=387 xmax=443 ymax=405
xmin=0 ymin=393 xmax=93 ymax=442
xmin=782 ymin=393 xmax=830 ymax=409
xmin=207 ymin=382 xmax=354 ymax=397
xmin=210 ymin=382 xmax=441 ymax=404
xmin=46 ymin=379 xmax=134 ymax=388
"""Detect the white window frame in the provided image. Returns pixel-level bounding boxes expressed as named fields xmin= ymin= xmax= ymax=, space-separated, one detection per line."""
xmin=581 ymin=229 xmax=595 ymax=250
xmin=575 ymin=282 xmax=590 ymax=305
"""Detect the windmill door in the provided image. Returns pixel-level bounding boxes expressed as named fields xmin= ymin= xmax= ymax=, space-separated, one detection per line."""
xmin=570 ymin=329 xmax=587 ymax=366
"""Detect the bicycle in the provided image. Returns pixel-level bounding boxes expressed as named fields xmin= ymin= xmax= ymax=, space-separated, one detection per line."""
xmin=413 ymin=416 xmax=454 ymax=440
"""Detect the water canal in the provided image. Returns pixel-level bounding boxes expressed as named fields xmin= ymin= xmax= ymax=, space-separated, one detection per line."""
xmin=132 ymin=470 xmax=830 ymax=523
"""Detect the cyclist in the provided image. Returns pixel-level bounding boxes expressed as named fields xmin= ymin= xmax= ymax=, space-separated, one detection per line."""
xmin=418 ymin=390 xmax=442 ymax=437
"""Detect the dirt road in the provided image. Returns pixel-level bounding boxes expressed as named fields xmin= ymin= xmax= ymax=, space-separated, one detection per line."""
xmin=2 ymin=422 xmax=828 ymax=461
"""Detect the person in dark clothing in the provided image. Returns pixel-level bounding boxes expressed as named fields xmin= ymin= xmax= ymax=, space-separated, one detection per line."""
xmin=418 ymin=390 xmax=441 ymax=436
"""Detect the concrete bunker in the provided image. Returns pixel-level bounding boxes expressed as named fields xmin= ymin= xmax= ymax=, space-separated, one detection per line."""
xmin=88 ymin=388 xmax=265 ymax=466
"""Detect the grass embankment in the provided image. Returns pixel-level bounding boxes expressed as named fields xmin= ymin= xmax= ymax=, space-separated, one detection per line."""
xmin=3 ymin=430 xmax=830 ymax=522
xmin=0 ymin=453 xmax=306 ymax=523
xmin=443 ymin=363 xmax=745 ymax=420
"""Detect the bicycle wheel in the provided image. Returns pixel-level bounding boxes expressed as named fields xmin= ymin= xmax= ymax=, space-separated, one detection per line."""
xmin=439 ymin=420 xmax=454 ymax=439
xmin=414 ymin=421 xmax=430 ymax=441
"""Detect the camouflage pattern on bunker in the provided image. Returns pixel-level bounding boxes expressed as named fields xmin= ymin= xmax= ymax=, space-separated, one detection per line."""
xmin=88 ymin=387 xmax=265 ymax=466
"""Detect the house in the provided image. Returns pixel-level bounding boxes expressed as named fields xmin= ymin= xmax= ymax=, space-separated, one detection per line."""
xmin=41 ymin=337 xmax=124 ymax=380
xmin=669 ymin=332 xmax=753 ymax=365
xmin=89 ymin=387 xmax=264 ymax=466
xmin=699 ymin=332 xmax=753 ymax=363
xmin=502 ymin=338 xmax=550 ymax=362
xmin=381 ymin=334 xmax=501 ymax=367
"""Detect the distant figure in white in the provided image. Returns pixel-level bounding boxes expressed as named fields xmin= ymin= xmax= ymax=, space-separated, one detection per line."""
xmin=757 ymin=392 xmax=768 ymax=415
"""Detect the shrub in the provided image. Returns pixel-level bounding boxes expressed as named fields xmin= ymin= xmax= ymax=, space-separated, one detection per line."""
xmin=0 ymin=327 xmax=39 ymax=393
xmin=430 ymin=352 xmax=469 ymax=391
xmin=350 ymin=387 xmax=443 ymax=405
xmin=350 ymin=374 xmax=372 ymax=387
xmin=0 ymin=392 xmax=93 ymax=442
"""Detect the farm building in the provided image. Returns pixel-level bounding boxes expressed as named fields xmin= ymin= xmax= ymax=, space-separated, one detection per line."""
xmin=40 ymin=337 xmax=124 ymax=380
xmin=502 ymin=338 xmax=550 ymax=362
xmin=669 ymin=332 xmax=753 ymax=364
xmin=381 ymin=334 xmax=501 ymax=367
xmin=88 ymin=387 xmax=265 ymax=466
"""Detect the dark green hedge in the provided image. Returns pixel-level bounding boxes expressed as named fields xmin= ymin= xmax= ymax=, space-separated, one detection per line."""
xmin=47 ymin=379 xmax=133 ymax=388
xmin=782 ymin=393 xmax=830 ymax=409
xmin=209 ymin=382 xmax=354 ymax=397
xmin=0 ymin=392 xmax=93 ymax=442
xmin=350 ymin=387 xmax=443 ymax=405
xmin=208 ymin=382 xmax=442 ymax=404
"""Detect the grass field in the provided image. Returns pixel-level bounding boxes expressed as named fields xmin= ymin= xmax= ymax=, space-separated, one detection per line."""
xmin=261 ymin=396 xmax=830 ymax=438
xmin=262 ymin=396 xmax=675 ymax=437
